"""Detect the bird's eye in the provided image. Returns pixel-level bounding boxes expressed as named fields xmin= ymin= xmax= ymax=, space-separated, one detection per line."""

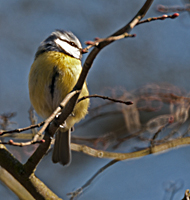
xmin=70 ymin=42 xmax=76 ymax=47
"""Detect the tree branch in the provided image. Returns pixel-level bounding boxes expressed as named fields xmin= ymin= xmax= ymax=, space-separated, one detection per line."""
xmin=0 ymin=144 xmax=61 ymax=200
xmin=70 ymin=136 xmax=190 ymax=160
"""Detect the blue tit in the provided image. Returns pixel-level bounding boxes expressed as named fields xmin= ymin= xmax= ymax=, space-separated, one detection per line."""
xmin=28 ymin=30 xmax=89 ymax=165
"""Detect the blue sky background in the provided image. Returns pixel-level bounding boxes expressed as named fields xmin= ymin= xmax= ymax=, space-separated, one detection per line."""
xmin=1 ymin=0 xmax=190 ymax=199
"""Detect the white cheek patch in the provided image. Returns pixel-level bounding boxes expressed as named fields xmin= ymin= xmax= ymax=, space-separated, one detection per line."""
xmin=55 ymin=38 xmax=81 ymax=59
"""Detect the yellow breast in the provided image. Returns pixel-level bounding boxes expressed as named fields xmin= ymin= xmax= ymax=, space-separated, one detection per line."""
xmin=28 ymin=51 xmax=89 ymax=129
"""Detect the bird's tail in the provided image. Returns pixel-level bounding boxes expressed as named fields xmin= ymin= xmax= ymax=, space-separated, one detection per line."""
xmin=52 ymin=129 xmax=71 ymax=165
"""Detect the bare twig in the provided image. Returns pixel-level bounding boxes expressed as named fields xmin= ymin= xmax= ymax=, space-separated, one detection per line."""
xmin=0 ymin=122 xmax=44 ymax=136
xmin=76 ymin=0 xmax=154 ymax=95
xmin=67 ymin=160 xmax=119 ymax=200
xmin=83 ymin=33 xmax=136 ymax=53
xmin=0 ymin=139 xmax=45 ymax=147
xmin=83 ymin=12 xmax=179 ymax=53
xmin=137 ymin=13 xmax=179 ymax=26
xmin=78 ymin=94 xmax=133 ymax=105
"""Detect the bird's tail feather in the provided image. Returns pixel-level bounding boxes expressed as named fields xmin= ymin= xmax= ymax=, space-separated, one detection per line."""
xmin=52 ymin=129 xmax=71 ymax=165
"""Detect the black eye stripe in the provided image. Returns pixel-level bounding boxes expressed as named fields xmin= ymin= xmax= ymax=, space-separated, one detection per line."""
xmin=58 ymin=38 xmax=78 ymax=49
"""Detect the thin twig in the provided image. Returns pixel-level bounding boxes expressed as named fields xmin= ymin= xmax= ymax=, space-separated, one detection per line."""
xmin=137 ymin=13 xmax=179 ymax=26
xmin=83 ymin=33 xmax=136 ymax=53
xmin=0 ymin=139 xmax=45 ymax=147
xmin=83 ymin=12 xmax=179 ymax=53
xmin=67 ymin=160 xmax=119 ymax=200
xmin=0 ymin=122 xmax=44 ymax=136
xmin=78 ymin=94 xmax=133 ymax=105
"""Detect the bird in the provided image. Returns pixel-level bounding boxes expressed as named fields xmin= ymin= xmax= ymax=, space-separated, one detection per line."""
xmin=28 ymin=30 xmax=89 ymax=165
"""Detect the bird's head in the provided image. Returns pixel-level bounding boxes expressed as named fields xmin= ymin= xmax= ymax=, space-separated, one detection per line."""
xmin=35 ymin=30 xmax=82 ymax=60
